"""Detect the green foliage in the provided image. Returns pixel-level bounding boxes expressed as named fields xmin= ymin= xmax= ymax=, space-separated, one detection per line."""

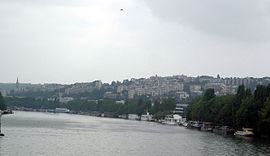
xmin=186 ymin=97 xmax=202 ymax=121
xmin=100 ymin=99 xmax=120 ymax=112
xmin=66 ymin=98 xmax=154 ymax=116
xmin=68 ymin=89 xmax=106 ymax=100
xmin=150 ymin=98 xmax=176 ymax=119
xmin=236 ymin=85 xmax=246 ymax=105
xmin=203 ymin=88 xmax=216 ymax=101
xmin=236 ymin=97 xmax=257 ymax=129
xmin=6 ymin=95 xmax=160 ymax=117
xmin=5 ymin=97 xmax=60 ymax=109
xmin=153 ymin=111 xmax=171 ymax=120
xmin=0 ymin=92 xmax=7 ymax=110
xmin=258 ymin=98 xmax=270 ymax=136
xmin=187 ymin=94 xmax=235 ymax=124
xmin=214 ymin=95 xmax=235 ymax=126
xmin=10 ymin=90 xmax=61 ymax=99
xmin=67 ymin=100 xmax=97 ymax=111
xmin=254 ymin=85 xmax=268 ymax=109
xmin=187 ymin=84 xmax=270 ymax=138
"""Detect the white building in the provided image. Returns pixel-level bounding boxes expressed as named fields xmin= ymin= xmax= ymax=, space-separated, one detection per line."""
xmin=128 ymin=90 xmax=135 ymax=99
xmin=176 ymin=91 xmax=189 ymax=99
xmin=173 ymin=103 xmax=188 ymax=117
xmin=115 ymin=100 xmax=125 ymax=104
xmin=0 ymin=90 xmax=6 ymax=97
xmin=59 ymin=97 xmax=74 ymax=104
xmin=189 ymin=84 xmax=202 ymax=92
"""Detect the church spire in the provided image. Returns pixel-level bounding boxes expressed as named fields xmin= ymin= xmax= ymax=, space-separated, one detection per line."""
xmin=16 ymin=77 xmax=19 ymax=89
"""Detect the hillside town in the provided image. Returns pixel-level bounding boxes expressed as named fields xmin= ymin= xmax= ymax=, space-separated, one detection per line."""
xmin=1 ymin=75 xmax=270 ymax=103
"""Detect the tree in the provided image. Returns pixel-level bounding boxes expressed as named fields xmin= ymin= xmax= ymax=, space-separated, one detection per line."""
xmin=203 ymin=88 xmax=215 ymax=101
xmin=254 ymin=85 xmax=268 ymax=110
xmin=162 ymin=98 xmax=176 ymax=111
xmin=153 ymin=111 xmax=171 ymax=120
xmin=216 ymin=95 xmax=235 ymax=126
xmin=233 ymin=85 xmax=252 ymax=128
xmin=236 ymin=85 xmax=247 ymax=106
xmin=150 ymin=98 xmax=177 ymax=119
xmin=266 ymin=84 xmax=270 ymax=97
xmin=258 ymin=98 xmax=270 ymax=136
xmin=186 ymin=97 xmax=202 ymax=121
xmin=236 ymin=97 xmax=256 ymax=130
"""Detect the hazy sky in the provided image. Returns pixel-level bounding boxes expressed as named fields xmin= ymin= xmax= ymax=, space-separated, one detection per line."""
xmin=1 ymin=0 xmax=270 ymax=84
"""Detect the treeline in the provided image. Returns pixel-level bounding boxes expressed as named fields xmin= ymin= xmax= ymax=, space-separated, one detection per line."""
xmin=66 ymin=99 xmax=149 ymax=115
xmin=9 ymin=90 xmax=61 ymax=99
xmin=67 ymin=89 xmax=106 ymax=99
xmin=66 ymin=98 xmax=176 ymax=118
xmin=5 ymin=97 xmax=61 ymax=109
xmin=186 ymin=84 xmax=270 ymax=137
xmin=5 ymin=95 xmax=176 ymax=118
xmin=0 ymin=92 xmax=7 ymax=110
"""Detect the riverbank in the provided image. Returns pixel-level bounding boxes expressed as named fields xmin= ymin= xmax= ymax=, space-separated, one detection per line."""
xmin=1 ymin=109 xmax=13 ymax=115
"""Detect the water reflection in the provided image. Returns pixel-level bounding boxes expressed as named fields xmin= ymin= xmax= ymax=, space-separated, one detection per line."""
xmin=0 ymin=111 xmax=269 ymax=156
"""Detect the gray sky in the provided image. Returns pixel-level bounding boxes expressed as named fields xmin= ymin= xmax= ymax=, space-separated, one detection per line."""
xmin=1 ymin=0 xmax=270 ymax=84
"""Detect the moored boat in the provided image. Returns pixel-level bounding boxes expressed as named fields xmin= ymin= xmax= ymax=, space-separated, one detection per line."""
xmin=187 ymin=121 xmax=202 ymax=129
xmin=234 ymin=128 xmax=254 ymax=137
xmin=182 ymin=122 xmax=188 ymax=127
xmin=213 ymin=126 xmax=234 ymax=135
xmin=162 ymin=114 xmax=183 ymax=126
xmin=201 ymin=122 xmax=213 ymax=132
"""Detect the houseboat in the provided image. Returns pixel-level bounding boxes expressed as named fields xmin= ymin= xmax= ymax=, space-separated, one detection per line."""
xmin=213 ymin=126 xmax=234 ymax=135
xmin=162 ymin=114 xmax=182 ymax=126
xmin=128 ymin=114 xmax=140 ymax=120
xmin=55 ymin=108 xmax=70 ymax=113
xmin=201 ymin=122 xmax=213 ymax=131
xmin=141 ymin=112 xmax=153 ymax=121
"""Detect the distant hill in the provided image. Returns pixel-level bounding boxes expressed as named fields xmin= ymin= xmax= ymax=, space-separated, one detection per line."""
xmin=0 ymin=83 xmax=39 ymax=91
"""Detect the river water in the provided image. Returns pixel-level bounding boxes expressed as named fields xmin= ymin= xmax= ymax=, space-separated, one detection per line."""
xmin=0 ymin=111 xmax=270 ymax=156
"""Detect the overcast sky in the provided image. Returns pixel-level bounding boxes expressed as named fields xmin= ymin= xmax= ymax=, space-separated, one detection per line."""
xmin=1 ymin=0 xmax=270 ymax=84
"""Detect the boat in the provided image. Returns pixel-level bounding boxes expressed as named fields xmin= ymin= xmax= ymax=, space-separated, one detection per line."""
xmin=193 ymin=122 xmax=202 ymax=129
xmin=55 ymin=108 xmax=70 ymax=113
xmin=187 ymin=121 xmax=202 ymax=129
xmin=201 ymin=122 xmax=213 ymax=132
xmin=162 ymin=114 xmax=182 ymax=126
xmin=128 ymin=114 xmax=140 ymax=120
xmin=141 ymin=112 xmax=153 ymax=121
xmin=162 ymin=115 xmax=176 ymax=125
xmin=2 ymin=109 xmax=13 ymax=114
xmin=182 ymin=122 xmax=188 ymax=127
xmin=234 ymin=128 xmax=254 ymax=137
xmin=213 ymin=126 xmax=234 ymax=135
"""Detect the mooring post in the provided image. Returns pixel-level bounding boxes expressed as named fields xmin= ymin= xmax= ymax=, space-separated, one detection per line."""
xmin=0 ymin=111 xmax=4 ymax=136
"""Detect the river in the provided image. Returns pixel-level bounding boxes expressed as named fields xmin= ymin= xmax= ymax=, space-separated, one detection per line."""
xmin=0 ymin=111 xmax=270 ymax=156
